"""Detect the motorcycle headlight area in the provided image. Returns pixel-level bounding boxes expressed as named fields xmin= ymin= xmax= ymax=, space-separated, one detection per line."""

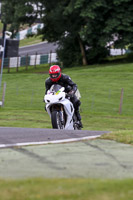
xmin=45 ymin=92 xmax=65 ymax=103
xmin=45 ymin=99 xmax=50 ymax=103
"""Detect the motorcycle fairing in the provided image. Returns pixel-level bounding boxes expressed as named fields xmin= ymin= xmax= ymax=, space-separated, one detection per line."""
xmin=46 ymin=98 xmax=74 ymax=130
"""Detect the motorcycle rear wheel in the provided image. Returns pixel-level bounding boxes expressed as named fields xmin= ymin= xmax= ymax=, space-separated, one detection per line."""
xmin=51 ymin=111 xmax=64 ymax=129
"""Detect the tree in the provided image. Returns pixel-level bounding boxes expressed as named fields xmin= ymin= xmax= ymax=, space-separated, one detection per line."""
xmin=40 ymin=0 xmax=133 ymax=65
xmin=1 ymin=0 xmax=42 ymax=36
xmin=1 ymin=0 xmax=133 ymax=66
xmin=39 ymin=0 xmax=88 ymax=66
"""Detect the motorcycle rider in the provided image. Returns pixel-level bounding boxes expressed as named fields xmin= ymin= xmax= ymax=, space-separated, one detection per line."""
xmin=45 ymin=65 xmax=83 ymax=128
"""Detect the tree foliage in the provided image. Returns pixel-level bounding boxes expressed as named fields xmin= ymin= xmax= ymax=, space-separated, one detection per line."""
xmin=1 ymin=0 xmax=42 ymax=35
xmin=39 ymin=0 xmax=133 ymax=66
xmin=1 ymin=0 xmax=133 ymax=66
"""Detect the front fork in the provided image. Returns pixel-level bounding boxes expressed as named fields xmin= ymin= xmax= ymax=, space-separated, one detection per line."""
xmin=59 ymin=106 xmax=64 ymax=125
xmin=51 ymin=104 xmax=65 ymax=125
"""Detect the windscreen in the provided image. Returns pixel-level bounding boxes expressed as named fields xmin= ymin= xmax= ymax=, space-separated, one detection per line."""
xmin=49 ymin=84 xmax=62 ymax=93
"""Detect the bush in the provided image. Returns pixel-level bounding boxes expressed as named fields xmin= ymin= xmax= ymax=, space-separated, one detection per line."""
xmin=86 ymin=46 xmax=109 ymax=64
xmin=125 ymin=52 xmax=133 ymax=62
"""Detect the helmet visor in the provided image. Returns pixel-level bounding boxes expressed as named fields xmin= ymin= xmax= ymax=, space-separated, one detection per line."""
xmin=50 ymin=73 xmax=60 ymax=79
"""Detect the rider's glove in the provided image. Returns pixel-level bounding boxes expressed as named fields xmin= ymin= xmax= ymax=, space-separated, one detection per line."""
xmin=68 ymin=90 xmax=75 ymax=98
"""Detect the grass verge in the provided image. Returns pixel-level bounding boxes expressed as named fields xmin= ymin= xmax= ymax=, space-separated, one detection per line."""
xmin=0 ymin=178 xmax=133 ymax=200
xmin=101 ymin=130 xmax=133 ymax=145
xmin=19 ymin=35 xmax=43 ymax=47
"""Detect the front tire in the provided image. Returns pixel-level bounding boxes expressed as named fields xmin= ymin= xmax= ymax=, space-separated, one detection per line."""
xmin=51 ymin=111 xmax=64 ymax=129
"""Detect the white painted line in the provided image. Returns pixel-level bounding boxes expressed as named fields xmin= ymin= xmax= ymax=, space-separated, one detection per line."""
xmin=0 ymin=135 xmax=100 ymax=148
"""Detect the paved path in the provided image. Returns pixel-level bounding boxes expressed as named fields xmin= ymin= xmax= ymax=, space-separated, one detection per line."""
xmin=0 ymin=127 xmax=133 ymax=179
xmin=0 ymin=140 xmax=133 ymax=179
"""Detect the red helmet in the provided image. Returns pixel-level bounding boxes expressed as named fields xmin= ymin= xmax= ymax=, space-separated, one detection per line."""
xmin=49 ymin=65 xmax=61 ymax=82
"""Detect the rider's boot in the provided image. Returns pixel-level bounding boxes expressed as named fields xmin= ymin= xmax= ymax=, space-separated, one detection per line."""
xmin=75 ymin=110 xmax=83 ymax=128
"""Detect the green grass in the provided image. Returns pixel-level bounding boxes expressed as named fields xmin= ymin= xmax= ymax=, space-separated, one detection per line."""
xmin=101 ymin=130 xmax=133 ymax=145
xmin=19 ymin=35 xmax=43 ymax=47
xmin=0 ymin=21 xmax=3 ymax=33
xmin=0 ymin=63 xmax=133 ymax=144
xmin=0 ymin=178 xmax=133 ymax=200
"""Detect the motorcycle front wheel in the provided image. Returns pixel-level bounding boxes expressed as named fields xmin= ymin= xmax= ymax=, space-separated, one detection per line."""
xmin=51 ymin=111 xmax=64 ymax=129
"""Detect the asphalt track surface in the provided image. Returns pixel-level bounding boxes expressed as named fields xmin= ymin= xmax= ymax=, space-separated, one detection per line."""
xmin=0 ymin=127 xmax=107 ymax=148
xmin=19 ymin=42 xmax=58 ymax=56
xmin=0 ymin=127 xmax=133 ymax=179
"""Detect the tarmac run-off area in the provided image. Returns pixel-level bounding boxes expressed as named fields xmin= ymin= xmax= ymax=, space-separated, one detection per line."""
xmin=0 ymin=127 xmax=133 ymax=179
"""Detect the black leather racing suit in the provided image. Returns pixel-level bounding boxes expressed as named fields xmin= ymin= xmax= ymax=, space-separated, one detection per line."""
xmin=45 ymin=74 xmax=81 ymax=121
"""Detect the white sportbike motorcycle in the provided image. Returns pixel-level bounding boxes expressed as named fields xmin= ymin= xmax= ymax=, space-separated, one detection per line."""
xmin=44 ymin=84 xmax=81 ymax=130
